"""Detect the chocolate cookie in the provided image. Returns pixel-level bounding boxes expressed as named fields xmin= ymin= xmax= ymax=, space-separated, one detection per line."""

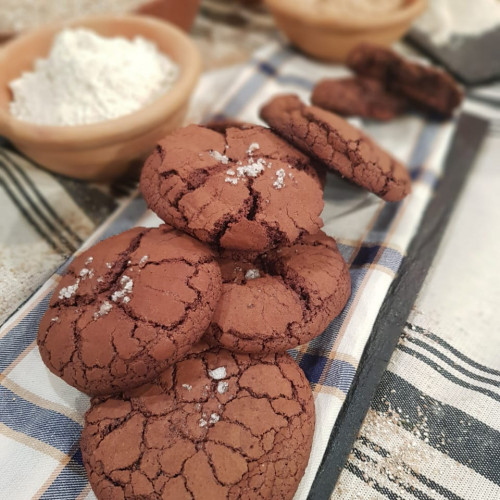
xmin=204 ymin=119 xmax=255 ymax=134
xmin=80 ymin=344 xmax=315 ymax=500
xmin=140 ymin=124 xmax=324 ymax=251
xmin=37 ymin=226 xmax=222 ymax=396
xmin=206 ymin=231 xmax=351 ymax=353
xmin=347 ymin=43 xmax=463 ymax=118
xmin=312 ymin=77 xmax=408 ymax=121
xmin=260 ymin=94 xmax=411 ymax=202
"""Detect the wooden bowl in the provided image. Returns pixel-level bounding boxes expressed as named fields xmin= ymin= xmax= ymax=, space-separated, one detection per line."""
xmin=264 ymin=0 xmax=428 ymax=62
xmin=0 ymin=15 xmax=201 ymax=181
xmin=134 ymin=0 xmax=200 ymax=32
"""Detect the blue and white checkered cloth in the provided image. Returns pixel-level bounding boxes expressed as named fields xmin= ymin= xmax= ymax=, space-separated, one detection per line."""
xmin=0 ymin=41 xmax=457 ymax=499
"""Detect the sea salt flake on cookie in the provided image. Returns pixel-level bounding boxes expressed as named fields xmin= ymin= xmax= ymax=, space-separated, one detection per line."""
xmin=208 ymin=366 xmax=227 ymax=380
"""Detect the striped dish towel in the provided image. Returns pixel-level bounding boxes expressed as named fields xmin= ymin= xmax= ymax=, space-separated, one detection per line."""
xmin=0 ymin=41 xmax=459 ymax=499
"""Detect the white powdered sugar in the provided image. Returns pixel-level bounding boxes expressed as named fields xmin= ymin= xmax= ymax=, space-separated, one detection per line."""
xmin=85 ymin=256 xmax=93 ymax=265
xmin=199 ymin=418 xmax=208 ymax=428
xmin=217 ymin=381 xmax=229 ymax=394
xmin=58 ymin=282 xmax=79 ymax=300
xmin=93 ymin=301 xmax=112 ymax=320
xmin=9 ymin=28 xmax=179 ymax=126
xmin=208 ymin=366 xmax=227 ymax=380
xmin=210 ymin=150 xmax=229 ymax=164
xmin=273 ymin=169 xmax=286 ymax=190
xmin=245 ymin=269 xmax=261 ymax=280
xmin=111 ymin=275 xmax=133 ymax=303
xmin=182 ymin=384 xmax=192 ymax=391
xmin=105 ymin=262 xmax=112 ymax=269
xmin=139 ymin=255 xmax=148 ymax=268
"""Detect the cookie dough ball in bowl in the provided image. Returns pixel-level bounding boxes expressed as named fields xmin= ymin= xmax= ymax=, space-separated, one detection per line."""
xmin=80 ymin=343 xmax=315 ymax=500
xmin=205 ymin=231 xmax=351 ymax=353
xmin=37 ymin=226 xmax=222 ymax=396
xmin=140 ymin=124 xmax=324 ymax=252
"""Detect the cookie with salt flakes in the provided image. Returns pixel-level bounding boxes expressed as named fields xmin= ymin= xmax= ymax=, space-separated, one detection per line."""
xmin=140 ymin=124 xmax=324 ymax=252
xmin=260 ymin=94 xmax=411 ymax=202
xmin=80 ymin=343 xmax=315 ymax=500
xmin=205 ymin=230 xmax=351 ymax=353
xmin=37 ymin=226 xmax=221 ymax=396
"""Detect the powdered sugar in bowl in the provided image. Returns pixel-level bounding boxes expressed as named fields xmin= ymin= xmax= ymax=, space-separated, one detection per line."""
xmin=0 ymin=15 xmax=201 ymax=180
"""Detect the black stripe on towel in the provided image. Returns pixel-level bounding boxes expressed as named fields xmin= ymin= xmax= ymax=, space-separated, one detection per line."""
xmin=0 ymin=158 xmax=76 ymax=254
xmin=0 ymin=176 xmax=61 ymax=253
xmin=396 ymin=344 xmax=500 ymax=403
xmin=372 ymin=371 xmax=500 ymax=486
xmin=404 ymin=335 xmax=500 ymax=388
xmin=406 ymin=322 xmax=500 ymax=377
xmin=0 ymin=151 xmax=83 ymax=248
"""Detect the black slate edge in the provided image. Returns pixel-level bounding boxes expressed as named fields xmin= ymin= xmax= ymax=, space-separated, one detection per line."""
xmin=307 ymin=112 xmax=490 ymax=500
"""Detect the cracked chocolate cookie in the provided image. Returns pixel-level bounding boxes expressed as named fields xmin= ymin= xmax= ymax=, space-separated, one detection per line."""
xmin=260 ymin=94 xmax=411 ymax=202
xmin=80 ymin=343 xmax=315 ymax=500
xmin=312 ymin=77 xmax=408 ymax=121
xmin=205 ymin=231 xmax=351 ymax=353
xmin=347 ymin=43 xmax=463 ymax=119
xmin=37 ymin=226 xmax=222 ymax=396
xmin=140 ymin=124 xmax=324 ymax=252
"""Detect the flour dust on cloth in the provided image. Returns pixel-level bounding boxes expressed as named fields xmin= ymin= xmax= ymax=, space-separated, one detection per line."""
xmin=0 ymin=41 xmax=458 ymax=499
xmin=0 ymin=147 xmax=130 ymax=324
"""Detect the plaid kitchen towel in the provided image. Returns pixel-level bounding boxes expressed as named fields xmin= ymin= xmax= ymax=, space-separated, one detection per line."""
xmin=0 ymin=41 xmax=459 ymax=499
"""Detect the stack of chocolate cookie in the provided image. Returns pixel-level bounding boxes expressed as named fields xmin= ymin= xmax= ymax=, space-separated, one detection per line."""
xmin=37 ymin=96 xmax=412 ymax=499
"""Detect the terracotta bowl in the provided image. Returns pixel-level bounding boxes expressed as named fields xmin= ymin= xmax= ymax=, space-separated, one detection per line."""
xmin=0 ymin=15 xmax=201 ymax=181
xmin=134 ymin=0 xmax=200 ymax=32
xmin=264 ymin=0 xmax=427 ymax=62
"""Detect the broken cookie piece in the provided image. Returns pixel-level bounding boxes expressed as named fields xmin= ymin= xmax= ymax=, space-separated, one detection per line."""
xmin=140 ymin=124 xmax=324 ymax=252
xmin=37 ymin=226 xmax=222 ymax=396
xmin=80 ymin=343 xmax=315 ymax=500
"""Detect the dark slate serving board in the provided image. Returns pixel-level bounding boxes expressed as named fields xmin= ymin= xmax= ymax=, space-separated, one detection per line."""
xmin=307 ymin=112 xmax=489 ymax=499
xmin=407 ymin=27 xmax=500 ymax=86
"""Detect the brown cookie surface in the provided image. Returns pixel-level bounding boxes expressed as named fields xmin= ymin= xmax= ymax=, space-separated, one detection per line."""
xmin=206 ymin=231 xmax=351 ymax=353
xmin=347 ymin=43 xmax=463 ymax=118
xmin=37 ymin=226 xmax=222 ymax=396
xmin=312 ymin=77 xmax=408 ymax=121
xmin=260 ymin=94 xmax=411 ymax=202
xmin=80 ymin=344 xmax=315 ymax=500
xmin=204 ymin=119 xmax=255 ymax=134
xmin=140 ymin=124 xmax=324 ymax=251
